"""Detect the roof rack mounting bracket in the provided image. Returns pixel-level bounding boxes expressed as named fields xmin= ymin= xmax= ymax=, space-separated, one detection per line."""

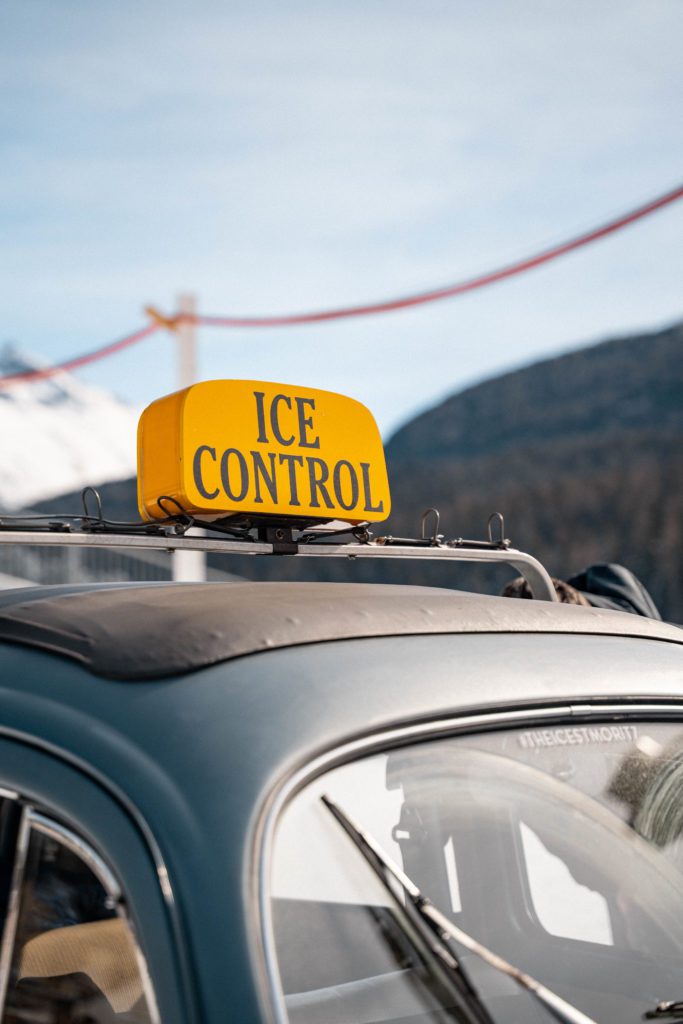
xmin=258 ymin=526 xmax=297 ymax=555
xmin=0 ymin=529 xmax=558 ymax=602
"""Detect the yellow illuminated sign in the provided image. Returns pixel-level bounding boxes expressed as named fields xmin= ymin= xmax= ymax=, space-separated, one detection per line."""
xmin=137 ymin=380 xmax=391 ymax=523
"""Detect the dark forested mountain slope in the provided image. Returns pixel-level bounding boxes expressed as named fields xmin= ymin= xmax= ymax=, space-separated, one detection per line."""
xmin=385 ymin=321 xmax=683 ymax=619
xmin=388 ymin=321 xmax=682 ymax=463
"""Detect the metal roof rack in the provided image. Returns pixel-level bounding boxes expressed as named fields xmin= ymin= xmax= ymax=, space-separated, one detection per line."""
xmin=0 ymin=503 xmax=558 ymax=602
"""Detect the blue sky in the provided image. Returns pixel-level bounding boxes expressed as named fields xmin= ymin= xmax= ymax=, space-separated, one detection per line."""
xmin=2 ymin=0 xmax=682 ymax=434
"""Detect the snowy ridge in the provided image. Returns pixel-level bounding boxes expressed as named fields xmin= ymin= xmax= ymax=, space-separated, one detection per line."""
xmin=0 ymin=345 xmax=138 ymax=511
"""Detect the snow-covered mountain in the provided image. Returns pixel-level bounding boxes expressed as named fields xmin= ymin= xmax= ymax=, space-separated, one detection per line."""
xmin=0 ymin=345 xmax=139 ymax=511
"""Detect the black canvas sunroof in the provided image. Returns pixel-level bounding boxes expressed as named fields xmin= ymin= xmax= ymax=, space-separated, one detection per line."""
xmin=0 ymin=581 xmax=675 ymax=681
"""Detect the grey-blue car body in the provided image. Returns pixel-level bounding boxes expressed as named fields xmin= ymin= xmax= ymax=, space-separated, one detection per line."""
xmin=0 ymin=578 xmax=680 ymax=1024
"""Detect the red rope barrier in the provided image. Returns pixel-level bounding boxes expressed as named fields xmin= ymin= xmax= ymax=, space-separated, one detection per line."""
xmin=0 ymin=323 xmax=160 ymax=388
xmin=196 ymin=182 xmax=683 ymax=326
xmin=2 ymin=181 xmax=681 ymax=387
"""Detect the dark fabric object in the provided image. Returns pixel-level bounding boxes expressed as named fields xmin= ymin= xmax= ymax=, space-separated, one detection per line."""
xmin=568 ymin=564 xmax=662 ymax=620
xmin=501 ymin=577 xmax=589 ymax=605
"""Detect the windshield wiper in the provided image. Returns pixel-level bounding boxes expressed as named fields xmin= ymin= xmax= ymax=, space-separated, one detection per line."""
xmin=322 ymin=794 xmax=600 ymax=1024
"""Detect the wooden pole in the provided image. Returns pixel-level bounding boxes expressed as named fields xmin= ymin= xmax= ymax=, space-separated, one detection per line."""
xmin=172 ymin=293 xmax=207 ymax=582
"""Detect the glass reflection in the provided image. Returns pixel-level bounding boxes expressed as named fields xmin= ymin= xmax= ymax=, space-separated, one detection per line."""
xmin=272 ymin=720 xmax=683 ymax=1024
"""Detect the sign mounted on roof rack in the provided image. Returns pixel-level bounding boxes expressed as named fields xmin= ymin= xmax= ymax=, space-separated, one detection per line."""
xmin=137 ymin=380 xmax=391 ymax=524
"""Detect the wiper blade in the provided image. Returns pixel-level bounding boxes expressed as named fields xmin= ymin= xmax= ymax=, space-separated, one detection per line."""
xmin=324 ymin=794 xmax=495 ymax=1024
xmin=322 ymin=794 xmax=600 ymax=1024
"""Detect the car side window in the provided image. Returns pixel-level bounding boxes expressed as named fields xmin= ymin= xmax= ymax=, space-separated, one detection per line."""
xmin=1 ymin=810 xmax=157 ymax=1024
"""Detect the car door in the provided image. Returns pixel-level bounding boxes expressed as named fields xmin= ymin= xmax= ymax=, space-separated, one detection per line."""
xmin=0 ymin=737 xmax=193 ymax=1024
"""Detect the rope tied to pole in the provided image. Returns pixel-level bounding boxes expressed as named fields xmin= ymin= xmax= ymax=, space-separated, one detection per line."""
xmin=1 ymin=181 xmax=681 ymax=387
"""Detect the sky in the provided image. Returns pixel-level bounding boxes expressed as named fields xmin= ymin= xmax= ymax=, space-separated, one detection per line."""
xmin=2 ymin=0 xmax=682 ymax=436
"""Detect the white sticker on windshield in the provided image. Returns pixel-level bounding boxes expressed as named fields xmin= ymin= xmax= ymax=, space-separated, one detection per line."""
xmin=518 ymin=725 xmax=638 ymax=749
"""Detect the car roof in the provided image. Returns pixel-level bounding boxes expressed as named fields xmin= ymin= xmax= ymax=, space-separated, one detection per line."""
xmin=0 ymin=580 xmax=679 ymax=680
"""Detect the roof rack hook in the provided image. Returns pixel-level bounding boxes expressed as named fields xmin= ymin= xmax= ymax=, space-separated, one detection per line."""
xmin=155 ymin=495 xmax=192 ymax=535
xmin=81 ymin=486 xmax=104 ymax=523
xmin=420 ymin=508 xmax=442 ymax=546
xmin=487 ymin=512 xmax=509 ymax=548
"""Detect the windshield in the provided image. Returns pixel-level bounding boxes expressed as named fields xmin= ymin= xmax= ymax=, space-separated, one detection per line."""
xmin=270 ymin=718 xmax=683 ymax=1024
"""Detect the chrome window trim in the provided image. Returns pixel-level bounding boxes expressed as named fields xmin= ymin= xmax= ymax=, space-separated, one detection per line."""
xmin=0 ymin=806 xmax=30 ymax=1015
xmin=28 ymin=810 xmax=161 ymax=1024
xmin=0 ymin=804 xmax=161 ymax=1024
xmin=252 ymin=699 xmax=683 ymax=1024
xmin=29 ymin=811 xmax=123 ymax=904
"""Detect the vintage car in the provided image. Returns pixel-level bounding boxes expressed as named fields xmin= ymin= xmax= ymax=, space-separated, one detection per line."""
xmin=0 ymin=380 xmax=680 ymax=1024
